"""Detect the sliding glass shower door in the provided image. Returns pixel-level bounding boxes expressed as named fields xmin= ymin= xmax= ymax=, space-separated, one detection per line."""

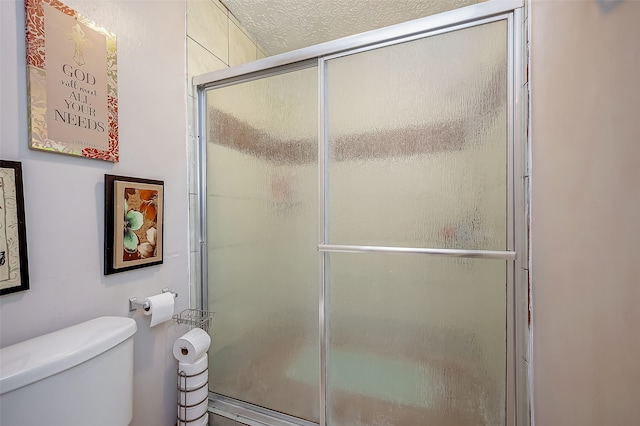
xmin=199 ymin=4 xmax=523 ymax=426
xmin=205 ymin=67 xmax=320 ymax=422
xmin=322 ymin=20 xmax=508 ymax=426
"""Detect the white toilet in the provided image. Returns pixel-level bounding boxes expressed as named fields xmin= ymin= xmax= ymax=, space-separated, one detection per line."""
xmin=0 ymin=316 xmax=137 ymax=426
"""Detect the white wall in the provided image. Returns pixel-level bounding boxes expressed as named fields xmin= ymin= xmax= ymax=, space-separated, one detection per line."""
xmin=531 ymin=0 xmax=640 ymax=424
xmin=0 ymin=1 xmax=189 ymax=425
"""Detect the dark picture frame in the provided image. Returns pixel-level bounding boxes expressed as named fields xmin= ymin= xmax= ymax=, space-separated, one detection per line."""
xmin=104 ymin=174 xmax=163 ymax=275
xmin=0 ymin=160 xmax=30 ymax=295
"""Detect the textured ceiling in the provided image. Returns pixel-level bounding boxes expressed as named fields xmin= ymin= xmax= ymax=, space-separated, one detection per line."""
xmin=220 ymin=0 xmax=480 ymax=55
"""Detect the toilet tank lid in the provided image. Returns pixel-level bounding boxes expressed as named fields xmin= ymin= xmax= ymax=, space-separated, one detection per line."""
xmin=0 ymin=316 xmax=136 ymax=394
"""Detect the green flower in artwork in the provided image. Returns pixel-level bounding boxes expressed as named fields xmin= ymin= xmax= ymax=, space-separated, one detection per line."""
xmin=124 ymin=200 xmax=144 ymax=253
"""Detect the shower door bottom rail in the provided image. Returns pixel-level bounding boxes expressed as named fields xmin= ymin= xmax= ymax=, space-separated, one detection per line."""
xmin=208 ymin=393 xmax=319 ymax=426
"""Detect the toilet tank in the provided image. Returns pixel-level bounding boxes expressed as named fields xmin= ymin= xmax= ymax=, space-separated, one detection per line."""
xmin=0 ymin=316 xmax=137 ymax=426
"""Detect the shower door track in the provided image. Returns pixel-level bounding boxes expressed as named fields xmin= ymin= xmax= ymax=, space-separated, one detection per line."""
xmin=195 ymin=1 xmax=528 ymax=425
xmin=193 ymin=1 xmax=523 ymax=89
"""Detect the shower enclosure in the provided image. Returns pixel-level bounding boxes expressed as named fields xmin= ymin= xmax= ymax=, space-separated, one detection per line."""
xmin=194 ymin=1 xmax=528 ymax=425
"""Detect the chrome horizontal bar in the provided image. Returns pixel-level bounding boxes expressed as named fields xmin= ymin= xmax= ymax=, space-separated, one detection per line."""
xmin=318 ymin=244 xmax=517 ymax=260
xmin=193 ymin=0 xmax=524 ymax=88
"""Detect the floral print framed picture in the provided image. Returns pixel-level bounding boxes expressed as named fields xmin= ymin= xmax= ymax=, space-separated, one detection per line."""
xmin=104 ymin=174 xmax=163 ymax=275
xmin=0 ymin=161 xmax=30 ymax=295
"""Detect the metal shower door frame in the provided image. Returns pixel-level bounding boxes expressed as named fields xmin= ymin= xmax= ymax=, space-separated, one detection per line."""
xmin=194 ymin=1 xmax=528 ymax=425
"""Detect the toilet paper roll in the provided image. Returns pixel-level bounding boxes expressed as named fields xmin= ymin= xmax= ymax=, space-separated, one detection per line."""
xmin=143 ymin=292 xmax=175 ymax=327
xmin=177 ymin=369 xmax=208 ymax=391
xmin=195 ymin=413 xmax=209 ymax=426
xmin=178 ymin=353 xmax=208 ymax=376
xmin=178 ymin=382 xmax=208 ymax=406
xmin=173 ymin=328 xmax=211 ymax=363
xmin=177 ymin=397 xmax=208 ymax=422
xmin=177 ymin=412 xmax=208 ymax=426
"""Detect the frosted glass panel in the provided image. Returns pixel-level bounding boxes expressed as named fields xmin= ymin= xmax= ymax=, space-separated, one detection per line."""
xmin=322 ymin=253 xmax=506 ymax=426
xmin=326 ymin=21 xmax=508 ymax=250
xmin=205 ymin=67 xmax=319 ymax=422
xmin=203 ymin=16 xmax=513 ymax=426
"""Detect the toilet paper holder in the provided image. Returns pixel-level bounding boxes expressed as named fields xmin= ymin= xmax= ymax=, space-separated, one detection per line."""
xmin=129 ymin=288 xmax=178 ymax=312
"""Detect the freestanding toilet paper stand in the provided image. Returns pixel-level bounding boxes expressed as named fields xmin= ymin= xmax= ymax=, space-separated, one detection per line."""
xmin=174 ymin=309 xmax=214 ymax=425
